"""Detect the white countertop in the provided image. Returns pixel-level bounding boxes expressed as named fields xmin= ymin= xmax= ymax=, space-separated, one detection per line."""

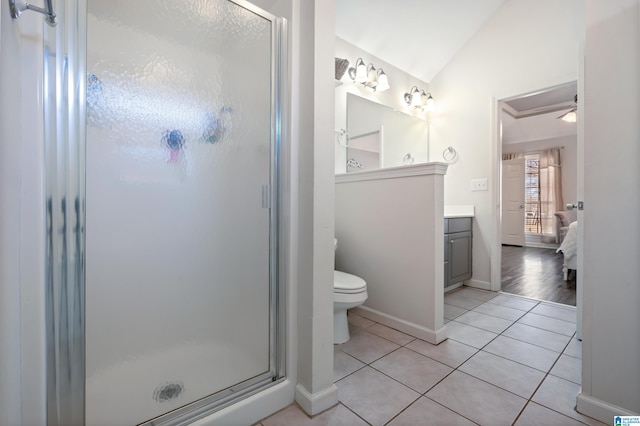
xmin=444 ymin=205 xmax=475 ymax=218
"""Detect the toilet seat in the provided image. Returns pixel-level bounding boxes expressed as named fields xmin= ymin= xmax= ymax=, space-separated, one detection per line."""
xmin=334 ymin=270 xmax=366 ymax=294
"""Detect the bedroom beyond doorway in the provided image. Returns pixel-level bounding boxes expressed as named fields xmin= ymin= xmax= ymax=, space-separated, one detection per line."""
xmin=501 ymin=245 xmax=576 ymax=306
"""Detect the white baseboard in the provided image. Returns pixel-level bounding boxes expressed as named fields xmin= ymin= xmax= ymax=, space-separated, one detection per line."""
xmin=576 ymin=392 xmax=639 ymax=423
xmin=352 ymin=306 xmax=447 ymax=344
xmin=467 ymin=279 xmax=491 ymax=291
xmin=444 ymin=282 xmax=463 ymax=293
xmin=294 ymin=383 xmax=338 ymax=416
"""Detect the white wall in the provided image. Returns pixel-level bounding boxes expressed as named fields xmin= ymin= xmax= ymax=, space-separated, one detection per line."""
xmin=428 ymin=0 xmax=583 ymax=287
xmin=291 ymin=0 xmax=339 ymax=417
xmin=577 ymin=0 xmax=640 ymax=420
xmin=335 ymin=165 xmax=447 ymax=344
xmin=502 ymin=135 xmax=578 ymax=206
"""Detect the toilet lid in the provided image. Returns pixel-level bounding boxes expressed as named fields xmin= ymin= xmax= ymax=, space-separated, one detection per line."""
xmin=334 ymin=270 xmax=366 ymax=294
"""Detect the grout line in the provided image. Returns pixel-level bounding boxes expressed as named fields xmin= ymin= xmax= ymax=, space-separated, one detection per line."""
xmin=521 ymin=310 xmax=578 ymax=325
xmin=508 ymin=319 xmax=577 ymax=338
xmin=381 ymin=394 xmax=424 ymax=426
xmin=443 ymin=297 xmax=574 ymax=358
xmin=501 ymin=328 xmax=575 ymax=352
xmin=420 ymin=396 xmax=481 ymax=426
xmin=514 ymin=341 xmax=579 ymax=423
xmin=330 ymin=291 xmax=588 ymax=426
xmin=511 ymin=399 xmax=531 ymax=425
xmin=402 ymin=340 xmax=480 ymax=370
xmin=468 ymin=309 xmax=529 ymax=323
xmin=336 ymin=401 xmax=373 ymax=426
xmin=475 ymin=345 xmax=561 ymax=375
xmin=437 ymin=310 xmax=583 ymax=424
xmin=535 ymin=298 xmax=578 ymax=309
xmin=446 ymin=323 xmax=504 ymax=340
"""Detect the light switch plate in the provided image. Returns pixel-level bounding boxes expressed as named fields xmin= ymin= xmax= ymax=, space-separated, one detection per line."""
xmin=471 ymin=178 xmax=488 ymax=191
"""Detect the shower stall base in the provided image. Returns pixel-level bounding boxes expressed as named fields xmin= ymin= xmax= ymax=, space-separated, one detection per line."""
xmin=86 ymin=341 xmax=270 ymax=424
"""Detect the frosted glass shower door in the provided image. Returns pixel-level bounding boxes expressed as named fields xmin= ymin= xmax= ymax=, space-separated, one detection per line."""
xmin=84 ymin=1 xmax=278 ymax=424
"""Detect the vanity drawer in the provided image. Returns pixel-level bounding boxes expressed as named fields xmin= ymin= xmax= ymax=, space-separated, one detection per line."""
xmin=445 ymin=217 xmax=472 ymax=233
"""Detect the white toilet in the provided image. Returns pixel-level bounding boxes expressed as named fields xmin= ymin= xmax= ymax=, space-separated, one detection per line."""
xmin=334 ymin=239 xmax=368 ymax=344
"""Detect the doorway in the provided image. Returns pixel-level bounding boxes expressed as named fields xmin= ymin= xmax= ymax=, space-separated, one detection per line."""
xmin=495 ymin=82 xmax=578 ymax=306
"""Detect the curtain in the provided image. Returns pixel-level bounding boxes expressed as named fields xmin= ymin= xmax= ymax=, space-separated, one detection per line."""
xmin=539 ymin=148 xmax=563 ymax=236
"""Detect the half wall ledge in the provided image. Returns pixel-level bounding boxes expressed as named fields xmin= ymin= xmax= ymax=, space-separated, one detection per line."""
xmin=336 ymin=162 xmax=448 ymax=183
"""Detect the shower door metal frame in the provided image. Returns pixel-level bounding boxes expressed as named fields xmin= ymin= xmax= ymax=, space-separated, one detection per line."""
xmin=43 ymin=1 xmax=288 ymax=424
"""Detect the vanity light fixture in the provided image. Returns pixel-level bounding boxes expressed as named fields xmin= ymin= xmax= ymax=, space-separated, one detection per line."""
xmin=404 ymin=86 xmax=435 ymax=111
xmin=347 ymin=58 xmax=390 ymax=92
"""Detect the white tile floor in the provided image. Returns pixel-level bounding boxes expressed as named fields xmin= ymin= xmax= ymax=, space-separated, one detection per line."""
xmin=258 ymin=287 xmax=606 ymax=426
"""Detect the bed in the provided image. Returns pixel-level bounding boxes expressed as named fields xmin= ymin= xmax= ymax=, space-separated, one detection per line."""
xmin=556 ymin=221 xmax=578 ymax=280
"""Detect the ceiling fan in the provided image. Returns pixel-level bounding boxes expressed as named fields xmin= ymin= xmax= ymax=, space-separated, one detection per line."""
xmin=557 ymin=94 xmax=578 ymax=122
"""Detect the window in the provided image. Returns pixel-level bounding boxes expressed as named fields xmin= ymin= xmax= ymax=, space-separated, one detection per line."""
xmin=524 ymin=154 xmax=541 ymax=234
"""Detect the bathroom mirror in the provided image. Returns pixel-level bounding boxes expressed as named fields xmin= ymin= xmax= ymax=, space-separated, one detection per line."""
xmin=339 ymin=93 xmax=430 ymax=173
xmin=346 ymin=129 xmax=381 ymax=172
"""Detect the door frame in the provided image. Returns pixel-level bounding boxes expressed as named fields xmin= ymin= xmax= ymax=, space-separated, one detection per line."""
xmin=490 ymin=96 xmax=503 ymax=292
xmin=490 ymin=82 xmax=583 ymax=294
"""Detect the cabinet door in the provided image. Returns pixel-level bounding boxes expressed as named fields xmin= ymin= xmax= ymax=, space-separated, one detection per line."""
xmin=448 ymin=231 xmax=472 ymax=284
xmin=444 ymin=235 xmax=450 ymax=288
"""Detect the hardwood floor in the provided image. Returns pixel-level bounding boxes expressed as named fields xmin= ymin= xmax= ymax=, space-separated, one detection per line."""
xmin=501 ymin=245 xmax=576 ymax=306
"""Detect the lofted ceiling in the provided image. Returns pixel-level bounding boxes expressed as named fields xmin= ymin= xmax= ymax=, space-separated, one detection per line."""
xmin=335 ymin=1 xmax=578 ymax=145
xmin=335 ymin=0 xmax=509 ymax=83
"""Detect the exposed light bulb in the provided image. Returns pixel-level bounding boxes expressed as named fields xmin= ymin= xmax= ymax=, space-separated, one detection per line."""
xmin=410 ymin=87 xmax=422 ymax=107
xmin=424 ymin=93 xmax=435 ymax=112
xmin=376 ymin=69 xmax=389 ymax=92
xmin=354 ymin=58 xmax=367 ymax=83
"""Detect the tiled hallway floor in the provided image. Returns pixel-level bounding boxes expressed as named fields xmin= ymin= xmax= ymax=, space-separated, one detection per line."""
xmin=259 ymin=287 xmax=606 ymax=426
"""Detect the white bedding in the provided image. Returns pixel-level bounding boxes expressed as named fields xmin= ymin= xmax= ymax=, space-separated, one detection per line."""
xmin=557 ymin=221 xmax=578 ymax=258
xmin=557 ymin=221 xmax=578 ymax=280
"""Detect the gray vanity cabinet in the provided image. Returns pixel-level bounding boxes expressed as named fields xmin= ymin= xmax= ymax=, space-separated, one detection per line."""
xmin=444 ymin=217 xmax=472 ymax=289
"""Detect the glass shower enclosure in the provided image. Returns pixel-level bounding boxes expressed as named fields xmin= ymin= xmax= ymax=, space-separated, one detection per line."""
xmin=44 ymin=0 xmax=286 ymax=424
